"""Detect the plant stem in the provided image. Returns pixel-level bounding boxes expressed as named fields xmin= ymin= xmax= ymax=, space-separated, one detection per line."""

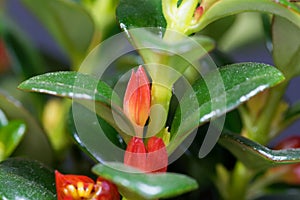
xmin=146 ymin=82 xmax=172 ymax=137
xmin=249 ymin=82 xmax=288 ymax=145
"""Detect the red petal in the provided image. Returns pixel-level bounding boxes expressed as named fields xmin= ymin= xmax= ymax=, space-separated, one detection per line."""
xmin=123 ymin=66 xmax=150 ymax=127
xmin=96 ymin=177 xmax=120 ymax=200
xmin=55 ymin=170 xmax=94 ymax=200
xmin=146 ymin=137 xmax=168 ymax=173
xmin=124 ymin=137 xmax=147 ymax=171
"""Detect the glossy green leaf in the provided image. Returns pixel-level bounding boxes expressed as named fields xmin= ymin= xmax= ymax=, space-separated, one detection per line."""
xmin=0 ymin=120 xmax=26 ymax=161
xmin=68 ymin=103 xmax=126 ymax=163
xmin=0 ymin=158 xmax=56 ymax=199
xmin=219 ymin=132 xmax=300 ymax=171
xmin=18 ymin=71 xmax=133 ymax=143
xmin=272 ymin=16 xmax=300 ymax=79
xmin=21 ymin=0 xmax=94 ymax=65
xmin=191 ymin=0 xmax=300 ymax=34
xmin=116 ymin=0 xmax=166 ymax=30
xmin=0 ymin=109 xmax=8 ymax=128
xmin=18 ymin=71 xmax=117 ymax=104
xmin=169 ymin=63 xmax=285 ymax=154
xmin=92 ymin=162 xmax=198 ymax=200
xmin=0 ymin=92 xmax=53 ymax=164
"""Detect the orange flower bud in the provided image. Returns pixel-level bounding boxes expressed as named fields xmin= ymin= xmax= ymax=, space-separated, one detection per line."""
xmin=123 ymin=66 xmax=150 ymax=127
xmin=55 ymin=170 xmax=119 ymax=200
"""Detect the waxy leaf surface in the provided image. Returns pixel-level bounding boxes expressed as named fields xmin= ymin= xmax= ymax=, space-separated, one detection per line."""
xmin=93 ymin=162 xmax=198 ymax=200
xmin=169 ymin=63 xmax=284 ymax=154
xmin=219 ymin=132 xmax=300 ymax=171
xmin=0 ymin=158 xmax=56 ymax=199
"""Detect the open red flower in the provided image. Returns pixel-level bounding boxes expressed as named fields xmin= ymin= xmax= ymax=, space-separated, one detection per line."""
xmin=123 ymin=65 xmax=150 ymax=127
xmin=55 ymin=171 xmax=119 ymax=200
xmin=124 ymin=136 xmax=168 ymax=173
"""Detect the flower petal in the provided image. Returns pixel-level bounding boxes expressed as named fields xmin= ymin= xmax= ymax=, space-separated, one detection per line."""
xmin=124 ymin=137 xmax=147 ymax=171
xmin=95 ymin=177 xmax=120 ymax=200
xmin=146 ymin=136 xmax=168 ymax=173
xmin=123 ymin=66 xmax=150 ymax=127
xmin=55 ymin=170 xmax=94 ymax=200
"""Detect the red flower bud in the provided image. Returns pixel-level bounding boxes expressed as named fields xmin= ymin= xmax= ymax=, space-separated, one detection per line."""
xmin=147 ymin=136 xmax=168 ymax=173
xmin=124 ymin=137 xmax=147 ymax=171
xmin=123 ymin=66 xmax=150 ymax=127
xmin=55 ymin=171 xmax=119 ymax=200
xmin=124 ymin=136 xmax=168 ymax=173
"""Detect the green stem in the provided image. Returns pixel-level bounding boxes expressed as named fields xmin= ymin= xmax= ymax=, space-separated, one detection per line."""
xmin=146 ymin=83 xmax=172 ymax=137
xmin=163 ymin=29 xmax=186 ymax=42
xmin=238 ymin=105 xmax=255 ymax=136
xmin=249 ymin=82 xmax=288 ymax=145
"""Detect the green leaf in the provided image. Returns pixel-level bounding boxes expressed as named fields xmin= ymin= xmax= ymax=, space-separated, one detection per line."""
xmin=68 ymin=103 xmax=126 ymax=163
xmin=272 ymin=16 xmax=300 ymax=79
xmin=191 ymin=0 xmax=300 ymax=34
xmin=0 ymin=158 xmax=56 ymax=200
xmin=116 ymin=0 xmax=166 ymax=30
xmin=0 ymin=120 xmax=26 ymax=161
xmin=92 ymin=162 xmax=198 ymax=200
xmin=0 ymin=109 xmax=8 ymax=128
xmin=219 ymin=131 xmax=300 ymax=171
xmin=2 ymin=11 xmax=46 ymax=79
xmin=18 ymin=71 xmax=133 ymax=143
xmin=21 ymin=0 xmax=94 ymax=66
xmin=0 ymin=92 xmax=53 ymax=164
xmin=169 ymin=63 xmax=285 ymax=154
xmin=18 ymin=71 xmax=117 ymax=104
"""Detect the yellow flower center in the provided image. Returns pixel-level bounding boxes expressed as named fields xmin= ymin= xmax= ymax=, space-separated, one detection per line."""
xmin=63 ymin=181 xmax=102 ymax=199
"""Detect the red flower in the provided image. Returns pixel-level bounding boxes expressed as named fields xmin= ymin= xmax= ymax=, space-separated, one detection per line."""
xmin=123 ymin=66 xmax=150 ymax=127
xmin=272 ymin=136 xmax=300 ymax=184
xmin=55 ymin=171 xmax=119 ymax=200
xmin=123 ymin=137 xmax=147 ymax=171
xmin=124 ymin=136 xmax=168 ymax=173
xmin=147 ymin=136 xmax=168 ymax=173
